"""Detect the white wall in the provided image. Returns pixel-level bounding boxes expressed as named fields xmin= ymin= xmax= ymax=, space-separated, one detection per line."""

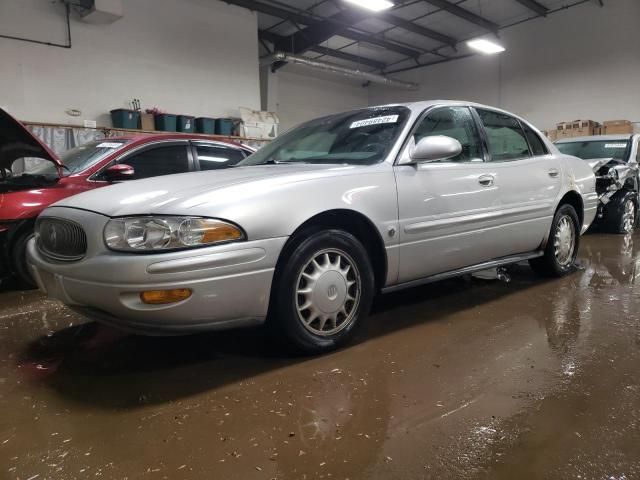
xmin=0 ymin=0 xmax=260 ymax=126
xmin=274 ymin=65 xmax=370 ymax=132
xmin=369 ymin=0 xmax=640 ymax=131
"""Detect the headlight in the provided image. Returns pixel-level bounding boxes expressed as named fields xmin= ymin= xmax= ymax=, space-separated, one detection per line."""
xmin=104 ymin=216 xmax=244 ymax=252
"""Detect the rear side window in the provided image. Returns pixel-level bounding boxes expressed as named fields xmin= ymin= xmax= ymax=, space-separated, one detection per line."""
xmin=477 ymin=109 xmax=531 ymax=161
xmin=196 ymin=145 xmax=245 ymax=170
xmin=522 ymin=124 xmax=548 ymax=156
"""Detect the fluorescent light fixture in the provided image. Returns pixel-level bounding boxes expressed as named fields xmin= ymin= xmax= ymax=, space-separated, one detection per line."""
xmin=344 ymin=0 xmax=394 ymax=12
xmin=467 ymin=38 xmax=505 ymax=54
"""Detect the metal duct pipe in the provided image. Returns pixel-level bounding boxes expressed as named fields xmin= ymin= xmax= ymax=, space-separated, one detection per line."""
xmin=261 ymin=52 xmax=418 ymax=90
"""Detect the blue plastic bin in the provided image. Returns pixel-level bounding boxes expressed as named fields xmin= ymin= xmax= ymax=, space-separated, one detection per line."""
xmin=154 ymin=114 xmax=177 ymax=132
xmin=110 ymin=109 xmax=140 ymax=129
xmin=195 ymin=117 xmax=215 ymax=134
xmin=215 ymin=118 xmax=234 ymax=136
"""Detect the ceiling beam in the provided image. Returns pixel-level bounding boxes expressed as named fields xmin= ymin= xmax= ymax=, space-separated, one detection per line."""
xmin=223 ymin=0 xmax=422 ymax=58
xmin=259 ymin=30 xmax=386 ymax=70
xmin=512 ymin=0 xmax=549 ymax=16
xmin=272 ymin=8 xmax=422 ymax=58
xmin=376 ymin=11 xmax=457 ymax=47
xmin=421 ymin=0 xmax=500 ymax=33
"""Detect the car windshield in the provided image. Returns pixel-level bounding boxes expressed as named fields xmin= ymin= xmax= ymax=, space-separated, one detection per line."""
xmin=556 ymin=140 xmax=630 ymax=161
xmin=239 ymin=106 xmax=410 ymax=166
xmin=21 ymin=139 xmax=128 ymax=176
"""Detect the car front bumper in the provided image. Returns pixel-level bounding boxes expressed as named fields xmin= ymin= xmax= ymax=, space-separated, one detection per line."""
xmin=27 ymin=207 xmax=287 ymax=335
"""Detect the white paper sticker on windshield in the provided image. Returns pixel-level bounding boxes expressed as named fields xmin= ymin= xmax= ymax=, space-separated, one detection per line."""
xmin=350 ymin=115 xmax=399 ymax=129
xmin=96 ymin=142 xmax=123 ymax=149
xmin=604 ymin=143 xmax=627 ymax=148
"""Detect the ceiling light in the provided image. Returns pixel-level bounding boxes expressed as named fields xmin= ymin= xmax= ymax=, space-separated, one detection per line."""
xmin=467 ymin=38 xmax=505 ymax=54
xmin=344 ymin=0 xmax=394 ymax=12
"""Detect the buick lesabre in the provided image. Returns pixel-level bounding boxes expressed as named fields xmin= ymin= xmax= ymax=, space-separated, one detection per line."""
xmin=27 ymin=101 xmax=598 ymax=353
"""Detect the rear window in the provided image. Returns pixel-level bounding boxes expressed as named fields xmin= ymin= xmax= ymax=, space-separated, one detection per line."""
xmin=556 ymin=140 xmax=630 ymax=161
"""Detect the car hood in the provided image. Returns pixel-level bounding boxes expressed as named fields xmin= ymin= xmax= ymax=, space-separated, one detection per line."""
xmin=0 ymin=108 xmax=62 ymax=173
xmin=586 ymin=158 xmax=616 ymax=172
xmin=51 ymin=164 xmax=362 ymax=217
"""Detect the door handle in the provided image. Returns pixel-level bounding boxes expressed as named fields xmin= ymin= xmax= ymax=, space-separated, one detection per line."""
xmin=548 ymin=168 xmax=560 ymax=178
xmin=478 ymin=174 xmax=495 ymax=187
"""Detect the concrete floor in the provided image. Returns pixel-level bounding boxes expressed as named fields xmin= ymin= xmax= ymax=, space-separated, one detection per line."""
xmin=1 ymin=234 xmax=639 ymax=480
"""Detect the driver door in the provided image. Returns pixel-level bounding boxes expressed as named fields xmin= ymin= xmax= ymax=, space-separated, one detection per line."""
xmin=394 ymin=106 xmax=504 ymax=283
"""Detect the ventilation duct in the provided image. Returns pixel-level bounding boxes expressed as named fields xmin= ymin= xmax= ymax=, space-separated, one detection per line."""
xmin=72 ymin=0 xmax=123 ymax=24
xmin=261 ymin=52 xmax=418 ymax=90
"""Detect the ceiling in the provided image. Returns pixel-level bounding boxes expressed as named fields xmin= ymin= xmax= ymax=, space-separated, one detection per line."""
xmin=221 ymin=0 xmax=600 ymax=75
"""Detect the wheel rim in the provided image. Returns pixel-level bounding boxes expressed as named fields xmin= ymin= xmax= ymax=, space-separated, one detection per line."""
xmin=554 ymin=215 xmax=576 ymax=267
xmin=295 ymin=248 xmax=361 ymax=336
xmin=622 ymin=200 xmax=635 ymax=233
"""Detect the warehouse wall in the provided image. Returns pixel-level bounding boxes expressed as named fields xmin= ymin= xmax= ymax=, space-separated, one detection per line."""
xmin=275 ymin=66 xmax=370 ymax=132
xmin=0 ymin=0 xmax=260 ymax=126
xmin=369 ymin=0 xmax=640 ymax=132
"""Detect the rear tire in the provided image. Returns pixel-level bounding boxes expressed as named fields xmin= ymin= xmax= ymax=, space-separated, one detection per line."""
xmin=269 ymin=229 xmax=375 ymax=355
xmin=11 ymin=230 xmax=36 ymax=289
xmin=604 ymin=191 xmax=636 ymax=234
xmin=529 ymin=204 xmax=580 ymax=278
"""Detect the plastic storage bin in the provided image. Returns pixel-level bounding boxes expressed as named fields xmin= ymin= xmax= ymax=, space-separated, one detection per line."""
xmin=215 ymin=118 xmax=235 ymax=136
xmin=177 ymin=115 xmax=195 ymax=133
xmin=195 ymin=117 xmax=215 ymax=134
xmin=110 ymin=109 xmax=140 ymax=129
xmin=154 ymin=114 xmax=177 ymax=132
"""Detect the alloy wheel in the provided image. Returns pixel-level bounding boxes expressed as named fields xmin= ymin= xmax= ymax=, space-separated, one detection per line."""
xmin=622 ymin=200 xmax=636 ymax=233
xmin=295 ymin=249 xmax=361 ymax=336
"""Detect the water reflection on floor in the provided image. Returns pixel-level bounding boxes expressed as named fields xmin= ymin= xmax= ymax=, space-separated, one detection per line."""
xmin=0 ymin=234 xmax=638 ymax=479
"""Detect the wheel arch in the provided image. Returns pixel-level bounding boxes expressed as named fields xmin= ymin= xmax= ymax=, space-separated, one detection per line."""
xmin=274 ymin=209 xmax=388 ymax=291
xmin=558 ymin=190 xmax=584 ymax=228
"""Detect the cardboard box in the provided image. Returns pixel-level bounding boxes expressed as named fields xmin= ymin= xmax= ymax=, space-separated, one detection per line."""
xmin=544 ymin=129 xmax=558 ymax=142
xmin=602 ymin=120 xmax=633 ymax=135
xmin=139 ymin=113 xmax=155 ymax=131
xmin=566 ymin=119 xmax=599 ymax=137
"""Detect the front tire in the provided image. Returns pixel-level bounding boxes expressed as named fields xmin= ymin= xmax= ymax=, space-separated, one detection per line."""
xmin=11 ymin=230 xmax=36 ymax=288
xmin=529 ymin=204 xmax=580 ymax=278
xmin=604 ymin=191 xmax=636 ymax=234
xmin=269 ymin=229 xmax=375 ymax=355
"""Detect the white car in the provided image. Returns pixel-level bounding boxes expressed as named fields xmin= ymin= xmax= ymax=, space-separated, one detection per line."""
xmin=556 ymin=134 xmax=639 ymax=233
xmin=28 ymin=101 xmax=597 ymax=353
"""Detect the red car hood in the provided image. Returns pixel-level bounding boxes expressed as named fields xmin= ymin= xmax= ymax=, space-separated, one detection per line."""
xmin=0 ymin=108 xmax=62 ymax=174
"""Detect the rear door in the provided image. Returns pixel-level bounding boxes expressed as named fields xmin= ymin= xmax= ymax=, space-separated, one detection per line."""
xmin=473 ymin=108 xmax=561 ymax=255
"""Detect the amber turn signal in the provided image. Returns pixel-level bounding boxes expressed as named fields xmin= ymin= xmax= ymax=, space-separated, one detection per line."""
xmin=140 ymin=289 xmax=192 ymax=305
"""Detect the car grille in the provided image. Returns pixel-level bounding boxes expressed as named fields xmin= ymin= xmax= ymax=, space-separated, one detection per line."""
xmin=36 ymin=217 xmax=87 ymax=262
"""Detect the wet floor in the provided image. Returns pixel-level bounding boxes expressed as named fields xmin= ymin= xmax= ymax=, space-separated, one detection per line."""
xmin=1 ymin=233 xmax=639 ymax=480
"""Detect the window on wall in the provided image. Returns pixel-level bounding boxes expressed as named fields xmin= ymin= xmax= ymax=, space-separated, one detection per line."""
xmin=522 ymin=124 xmax=548 ymax=156
xmin=477 ymin=109 xmax=531 ymax=161
xmin=413 ymin=106 xmax=484 ymax=162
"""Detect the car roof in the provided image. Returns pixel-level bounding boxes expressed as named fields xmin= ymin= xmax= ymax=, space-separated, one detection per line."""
xmin=555 ymin=134 xmax=634 ymax=143
xmin=113 ymin=133 xmax=250 ymax=149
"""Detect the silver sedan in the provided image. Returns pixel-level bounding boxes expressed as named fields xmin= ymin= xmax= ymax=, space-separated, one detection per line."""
xmin=28 ymin=101 xmax=598 ymax=353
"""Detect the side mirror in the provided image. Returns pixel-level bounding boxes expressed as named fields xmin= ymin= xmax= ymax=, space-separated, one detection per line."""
xmin=409 ymin=135 xmax=462 ymax=163
xmin=105 ymin=163 xmax=135 ymax=181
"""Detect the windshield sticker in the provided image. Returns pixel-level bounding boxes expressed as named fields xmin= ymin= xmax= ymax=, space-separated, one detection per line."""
xmin=96 ymin=142 xmax=123 ymax=149
xmin=604 ymin=143 xmax=627 ymax=149
xmin=350 ymin=115 xmax=399 ymax=129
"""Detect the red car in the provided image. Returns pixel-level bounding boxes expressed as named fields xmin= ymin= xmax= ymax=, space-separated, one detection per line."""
xmin=0 ymin=109 xmax=255 ymax=286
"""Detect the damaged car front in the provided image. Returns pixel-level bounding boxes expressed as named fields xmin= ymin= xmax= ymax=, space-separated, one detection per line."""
xmin=556 ymin=135 xmax=639 ymax=233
